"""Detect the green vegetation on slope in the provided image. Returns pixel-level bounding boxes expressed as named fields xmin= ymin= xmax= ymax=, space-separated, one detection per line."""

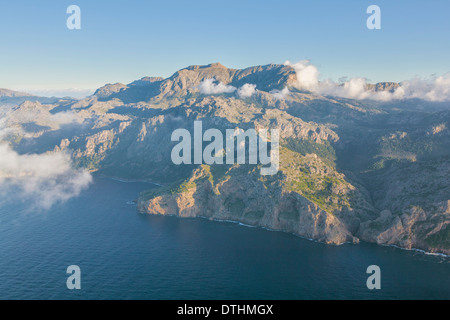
xmin=284 ymin=138 xmax=336 ymax=167
xmin=279 ymin=147 xmax=354 ymax=213
xmin=426 ymin=226 xmax=450 ymax=249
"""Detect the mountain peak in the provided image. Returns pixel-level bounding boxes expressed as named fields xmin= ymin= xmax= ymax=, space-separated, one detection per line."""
xmin=129 ymin=77 xmax=164 ymax=87
xmin=93 ymin=62 xmax=297 ymax=102
xmin=93 ymin=83 xmax=128 ymax=99
xmin=207 ymin=62 xmax=226 ymax=68
xmin=182 ymin=62 xmax=229 ymax=72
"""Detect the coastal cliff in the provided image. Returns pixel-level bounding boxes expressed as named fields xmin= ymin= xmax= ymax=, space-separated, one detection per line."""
xmin=138 ymin=163 xmax=449 ymax=254
xmin=137 ymin=149 xmax=365 ymax=245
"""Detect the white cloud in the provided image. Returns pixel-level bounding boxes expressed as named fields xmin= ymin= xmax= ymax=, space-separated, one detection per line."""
xmin=49 ymin=111 xmax=82 ymax=125
xmin=284 ymin=60 xmax=319 ymax=91
xmin=0 ymin=103 xmax=91 ymax=210
xmin=237 ymin=83 xmax=257 ymax=98
xmin=319 ymin=78 xmax=372 ymax=100
xmin=0 ymin=143 xmax=92 ymax=210
xmin=197 ymin=78 xmax=237 ymax=95
xmin=0 ymin=114 xmax=15 ymax=140
xmin=285 ymin=60 xmax=450 ymax=102
xmin=270 ymin=87 xmax=290 ymax=100
xmin=395 ymin=74 xmax=450 ymax=102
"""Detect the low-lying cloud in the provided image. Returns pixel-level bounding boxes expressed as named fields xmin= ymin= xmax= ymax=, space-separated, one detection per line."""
xmin=237 ymin=83 xmax=257 ymax=98
xmin=197 ymin=78 xmax=237 ymax=94
xmin=395 ymin=75 xmax=450 ymax=102
xmin=197 ymin=79 xmax=259 ymax=98
xmin=49 ymin=111 xmax=83 ymax=125
xmin=284 ymin=60 xmax=450 ymax=102
xmin=270 ymin=87 xmax=290 ymax=100
xmin=0 ymin=143 xmax=92 ymax=210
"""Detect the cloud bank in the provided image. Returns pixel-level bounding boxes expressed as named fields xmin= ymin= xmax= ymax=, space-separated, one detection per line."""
xmin=284 ymin=60 xmax=450 ymax=102
xmin=0 ymin=143 xmax=92 ymax=210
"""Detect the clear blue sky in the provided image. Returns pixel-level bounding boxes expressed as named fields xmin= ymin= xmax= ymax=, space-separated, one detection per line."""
xmin=0 ymin=0 xmax=449 ymax=96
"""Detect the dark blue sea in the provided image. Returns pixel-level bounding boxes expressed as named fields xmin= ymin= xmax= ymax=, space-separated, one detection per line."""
xmin=0 ymin=176 xmax=448 ymax=300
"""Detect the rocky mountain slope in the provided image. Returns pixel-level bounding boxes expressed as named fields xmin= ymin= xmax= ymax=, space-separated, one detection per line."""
xmin=1 ymin=63 xmax=449 ymax=254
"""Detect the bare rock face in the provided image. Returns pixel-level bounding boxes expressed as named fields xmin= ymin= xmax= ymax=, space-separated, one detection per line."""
xmin=366 ymin=82 xmax=400 ymax=93
xmin=359 ymin=202 xmax=450 ymax=254
xmin=94 ymin=83 xmax=128 ymax=99
xmin=92 ymin=63 xmax=297 ymax=103
xmin=137 ymin=147 xmax=368 ymax=245
xmin=138 ymin=170 xmax=358 ymax=245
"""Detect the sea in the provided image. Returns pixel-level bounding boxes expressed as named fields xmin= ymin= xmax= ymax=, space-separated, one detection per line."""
xmin=0 ymin=176 xmax=448 ymax=300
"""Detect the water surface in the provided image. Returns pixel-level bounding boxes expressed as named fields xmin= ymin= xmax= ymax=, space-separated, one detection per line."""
xmin=0 ymin=176 xmax=448 ymax=299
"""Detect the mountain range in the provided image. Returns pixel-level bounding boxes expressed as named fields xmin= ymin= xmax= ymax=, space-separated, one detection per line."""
xmin=1 ymin=63 xmax=449 ymax=254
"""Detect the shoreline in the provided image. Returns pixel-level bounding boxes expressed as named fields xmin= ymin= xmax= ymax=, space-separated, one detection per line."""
xmin=378 ymin=243 xmax=449 ymax=258
xmin=137 ymin=209 xmax=449 ymax=258
xmin=102 ymin=175 xmax=448 ymax=258
xmin=96 ymin=173 xmax=164 ymax=187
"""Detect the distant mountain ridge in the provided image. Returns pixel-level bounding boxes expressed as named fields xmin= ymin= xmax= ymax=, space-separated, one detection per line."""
xmin=0 ymin=88 xmax=32 ymax=98
xmin=0 ymin=88 xmax=64 ymax=106
xmin=2 ymin=63 xmax=400 ymax=103
xmin=93 ymin=63 xmax=297 ymax=103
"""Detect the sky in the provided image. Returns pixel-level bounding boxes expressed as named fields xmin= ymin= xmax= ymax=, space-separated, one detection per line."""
xmin=0 ymin=0 xmax=449 ymax=97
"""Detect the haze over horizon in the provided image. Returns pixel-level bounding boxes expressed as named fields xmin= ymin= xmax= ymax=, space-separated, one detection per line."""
xmin=1 ymin=0 xmax=450 ymax=97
